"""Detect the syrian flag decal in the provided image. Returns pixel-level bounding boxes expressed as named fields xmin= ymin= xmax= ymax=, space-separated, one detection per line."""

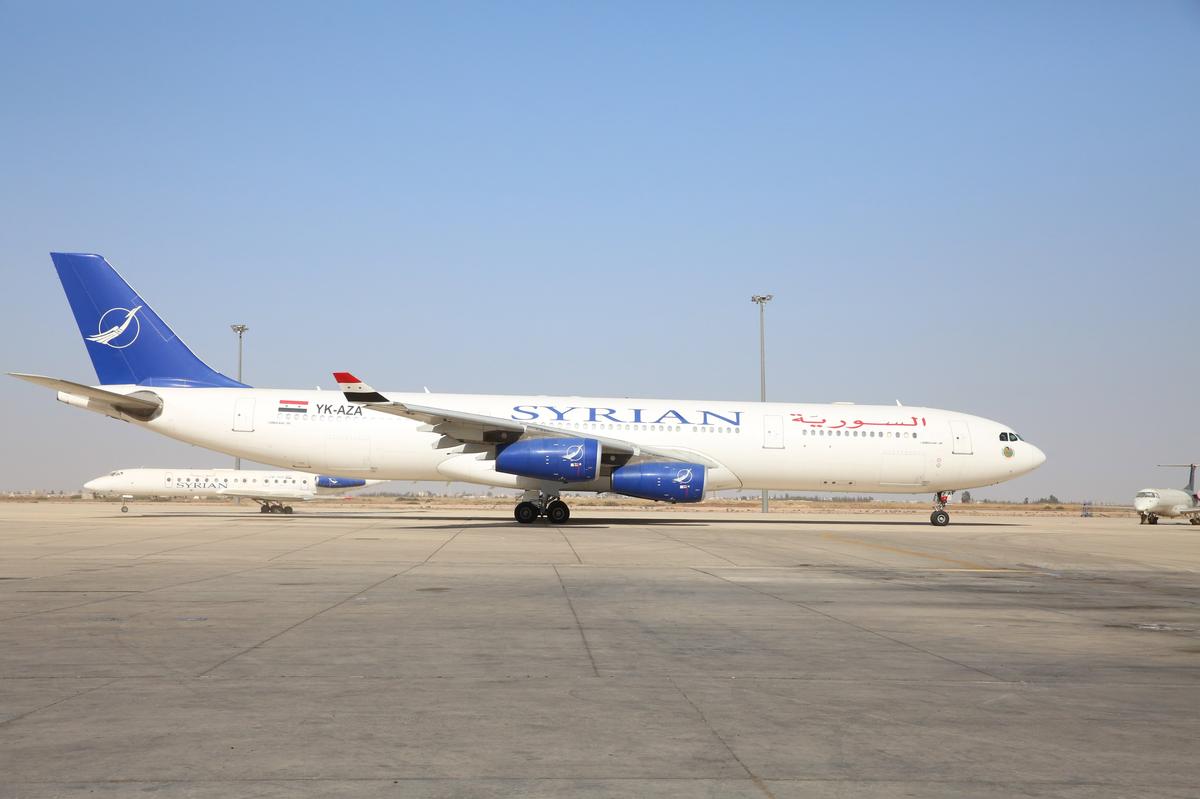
xmin=279 ymin=399 xmax=309 ymax=414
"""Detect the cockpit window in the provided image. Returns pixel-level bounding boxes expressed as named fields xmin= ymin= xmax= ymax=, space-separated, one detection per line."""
xmin=999 ymin=433 xmax=1009 ymax=441
xmin=1136 ymin=491 xmax=1158 ymax=498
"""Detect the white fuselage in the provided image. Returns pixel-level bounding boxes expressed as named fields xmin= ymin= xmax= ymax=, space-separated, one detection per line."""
xmin=1133 ymin=488 xmax=1195 ymax=518
xmin=83 ymin=467 xmax=374 ymax=500
xmin=68 ymin=387 xmax=1045 ymax=495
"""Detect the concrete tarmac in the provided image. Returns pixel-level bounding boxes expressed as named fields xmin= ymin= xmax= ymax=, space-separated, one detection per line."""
xmin=0 ymin=503 xmax=1197 ymax=798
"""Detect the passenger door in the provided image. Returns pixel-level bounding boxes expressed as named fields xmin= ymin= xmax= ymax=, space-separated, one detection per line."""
xmin=232 ymin=397 xmax=255 ymax=432
xmin=950 ymin=420 xmax=973 ymax=454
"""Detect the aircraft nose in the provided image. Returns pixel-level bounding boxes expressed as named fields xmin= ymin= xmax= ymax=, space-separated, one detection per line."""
xmin=1027 ymin=444 xmax=1047 ymax=471
xmin=83 ymin=479 xmax=101 ymax=491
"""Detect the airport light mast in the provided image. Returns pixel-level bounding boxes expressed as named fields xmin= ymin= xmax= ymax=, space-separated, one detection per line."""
xmin=231 ymin=324 xmax=248 ymax=471
xmin=751 ymin=294 xmax=773 ymax=513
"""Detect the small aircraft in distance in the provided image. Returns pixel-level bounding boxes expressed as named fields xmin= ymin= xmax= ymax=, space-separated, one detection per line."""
xmin=1134 ymin=464 xmax=1200 ymax=525
xmin=84 ymin=468 xmax=383 ymax=513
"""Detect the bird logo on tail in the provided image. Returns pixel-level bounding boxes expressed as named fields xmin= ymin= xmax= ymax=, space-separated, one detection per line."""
xmin=87 ymin=306 xmax=142 ymax=349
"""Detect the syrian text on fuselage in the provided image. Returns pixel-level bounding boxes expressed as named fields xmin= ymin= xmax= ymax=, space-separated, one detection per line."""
xmin=176 ymin=478 xmax=230 ymax=490
xmin=512 ymin=405 xmax=743 ymax=426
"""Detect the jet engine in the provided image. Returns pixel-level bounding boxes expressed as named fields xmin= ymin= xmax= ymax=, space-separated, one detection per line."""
xmin=317 ymin=476 xmax=366 ymax=488
xmin=496 ymin=438 xmax=601 ymax=482
xmin=611 ymin=462 xmax=706 ymax=503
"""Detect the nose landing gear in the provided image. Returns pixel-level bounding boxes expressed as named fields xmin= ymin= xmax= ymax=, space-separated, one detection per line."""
xmin=513 ymin=491 xmax=571 ymax=524
xmin=930 ymin=491 xmax=953 ymax=526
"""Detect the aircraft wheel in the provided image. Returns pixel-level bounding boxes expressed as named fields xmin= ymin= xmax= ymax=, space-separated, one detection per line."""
xmin=930 ymin=510 xmax=950 ymax=527
xmin=1138 ymin=513 xmax=1146 ymax=525
xmin=283 ymin=506 xmax=293 ymax=515
xmin=514 ymin=502 xmax=539 ymax=524
xmin=260 ymin=505 xmax=270 ymax=514
xmin=1190 ymin=517 xmax=1200 ymax=526
xmin=1149 ymin=515 xmax=1158 ymax=525
xmin=546 ymin=500 xmax=570 ymax=524
xmin=121 ymin=506 xmax=128 ymax=513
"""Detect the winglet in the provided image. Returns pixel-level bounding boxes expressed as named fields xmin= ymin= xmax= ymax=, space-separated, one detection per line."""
xmin=333 ymin=372 xmax=389 ymax=403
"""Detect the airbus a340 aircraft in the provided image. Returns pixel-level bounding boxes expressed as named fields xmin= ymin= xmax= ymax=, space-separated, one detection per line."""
xmin=11 ymin=253 xmax=1046 ymax=526
xmin=1134 ymin=465 xmax=1200 ymax=525
xmin=84 ymin=468 xmax=382 ymax=513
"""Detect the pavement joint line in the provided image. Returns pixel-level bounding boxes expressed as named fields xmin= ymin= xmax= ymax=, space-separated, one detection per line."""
xmin=668 ymin=675 xmax=778 ymax=799
xmin=0 ymin=677 xmax=120 ymax=728
xmin=693 ymin=568 xmax=1009 ymax=682
xmin=134 ymin=521 xmax=298 ymax=559
xmin=266 ymin=519 xmax=385 ymax=562
xmin=1 ymin=778 xmax=1193 ymax=787
xmin=552 ymin=564 xmax=600 ymax=677
xmin=653 ymin=529 xmax=741 ymax=566
xmin=6 ymin=674 xmax=1200 ymax=686
xmin=0 ymin=562 xmax=293 ymax=623
xmin=29 ymin=524 xmax=219 ymax=561
xmin=421 ymin=529 xmax=464 ymax=563
xmin=819 ymin=533 xmax=998 ymax=570
xmin=555 ymin=526 xmax=583 ymax=564
xmin=194 ymin=567 xmax=417 ymax=677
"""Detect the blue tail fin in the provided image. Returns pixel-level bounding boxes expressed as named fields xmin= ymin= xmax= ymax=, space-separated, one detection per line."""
xmin=51 ymin=253 xmax=247 ymax=388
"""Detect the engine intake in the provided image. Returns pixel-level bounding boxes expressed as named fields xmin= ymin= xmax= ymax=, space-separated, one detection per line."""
xmin=496 ymin=438 xmax=601 ymax=482
xmin=611 ymin=462 xmax=705 ymax=503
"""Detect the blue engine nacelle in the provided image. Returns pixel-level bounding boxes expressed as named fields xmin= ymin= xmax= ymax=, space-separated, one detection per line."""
xmin=611 ymin=462 xmax=706 ymax=503
xmin=496 ymin=438 xmax=601 ymax=482
xmin=317 ymin=476 xmax=366 ymax=488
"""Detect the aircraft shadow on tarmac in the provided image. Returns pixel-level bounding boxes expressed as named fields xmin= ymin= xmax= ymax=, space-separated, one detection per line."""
xmin=117 ymin=512 xmax=1021 ymax=528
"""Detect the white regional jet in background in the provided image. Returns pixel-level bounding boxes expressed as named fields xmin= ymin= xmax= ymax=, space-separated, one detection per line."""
xmin=1134 ymin=464 xmax=1200 ymax=525
xmin=10 ymin=253 xmax=1046 ymax=526
xmin=84 ymin=468 xmax=383 ymax=513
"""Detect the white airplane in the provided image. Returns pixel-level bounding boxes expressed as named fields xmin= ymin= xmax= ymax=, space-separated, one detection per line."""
xmin=83 ymin=468 xmax=383 ymax=513
xmin=11 ymin=253 xmax=1045 ymax=526
xmin=1134 ymin=464 xmax=1200 ymax=525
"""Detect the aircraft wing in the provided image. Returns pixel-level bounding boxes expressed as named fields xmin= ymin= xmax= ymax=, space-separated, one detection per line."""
xmin=333 ymin=372 xmax=721 ymax=468
xmin=8 ymin=373 xmax=162 ymax=420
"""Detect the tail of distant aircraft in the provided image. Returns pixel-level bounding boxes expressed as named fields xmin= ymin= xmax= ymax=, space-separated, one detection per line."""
xmin=1158 ymin=463 xmax=1198 ymax=499
xmin=50 ymin=253 xmax=246 ymax=388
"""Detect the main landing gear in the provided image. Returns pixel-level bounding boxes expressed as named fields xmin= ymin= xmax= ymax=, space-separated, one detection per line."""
xmin=1139 ymin=512 xmax=1159 ymax=525
xmin=514 ymin=491 xmax=571 ymax=524
xmin=930 ymin=491 xmax=953 ymax=527
xmin=257 ymin=501 xmax=294 ymax=514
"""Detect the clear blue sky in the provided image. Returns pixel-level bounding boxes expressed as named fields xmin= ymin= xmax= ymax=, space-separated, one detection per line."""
xmin=2 ymin=1 xmax=1197 ymax=501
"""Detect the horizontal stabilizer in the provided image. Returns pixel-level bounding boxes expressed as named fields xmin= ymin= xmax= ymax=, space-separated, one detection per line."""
xmin=8 ymin=373 xmax=162 ymax=419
